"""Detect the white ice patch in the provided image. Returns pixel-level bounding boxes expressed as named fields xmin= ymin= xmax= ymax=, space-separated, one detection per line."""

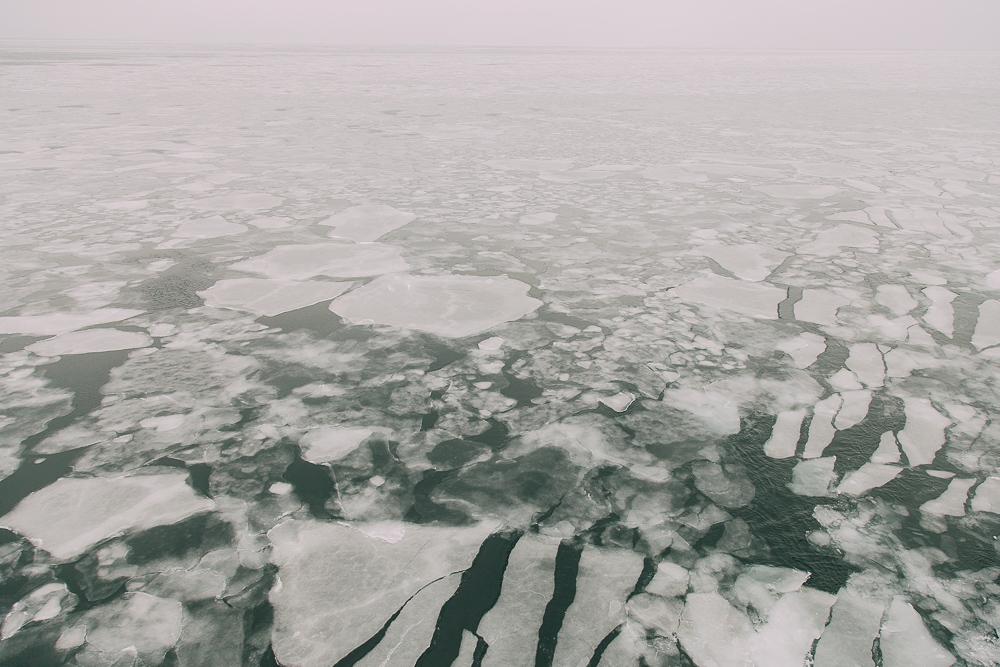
xmin=664 ymin=386 xmax=742 ymax=435
xmin=801 ymin=224 xmax=879 ymax=256
xmin=198 ymin=278 xmax=352 ymax=317
xmin=699 ymin=243 xmax=788 ymax=282
xmin=71 ymin=592 xmax=183 ymax=666
xmin=794 ymin=288 xmax=850 ymax=326
xmin=871 ymin=432 xmax=901 ymax=464
xmin=764 ymin=409 xmax=806 ymax=459
xmin=922 ymin=286 xmax=956 ymax=338
xmin=0 ymin=308 xmax=144 ymax=336
xmin=898 ymin=398 xmax=950 ymax=466
xmin=670 ymin=274 xmax=785 ymax=320
xmin=298 ymin=426 xmax=389 ymax=465
xmin=836 ymin=463 xmax=901 ymax=496
xmin=876 ymin=284 xmax=918 ymax=316
xmin=0 ymin=472 xmax=214 ymax=561
xmin=321 ymin=203 xmax=416 ymax=242
xmin=971 ymin=477 xmax=1000 ymax=514
xmin=267 ymin=519 xmax=496 ymax=667
xmin=174 ymin=215 xmax=248 ymax=239
xmin=329 ymin=273 xmax=541 ymax=338
xmin=813 ymin=588 xmax=886 ymax=667
xmin=834 ymin=390 xmax=871 ymax=430
xmin=972 ymin=300 xmax=1000 ymax=350
xmin=880 ymin=597 xmax=954 ymax=667
xmin=986 ymin=268 xmax=1000 ymax=289
xmin=188 ymin=192 xmax=282 ymax=211
xmin=756 ymin=183 xmax=840 ymax=199
xmin=232 ymin=243 xmax=408 ymax=280
xmin=789 ymin=456 xmax=837 ymax=497
xmin=920 ymin=478 xmax=974 ymax=517
xmin=776 ymin=333 xmax=826 ymax=369
xmin=26 ymin=329 xmax=152 ymax=357
xmin=845 ymin=343 xmax=885 ymax=388
xmin=802 ymin=394 xmax=842 ymax=459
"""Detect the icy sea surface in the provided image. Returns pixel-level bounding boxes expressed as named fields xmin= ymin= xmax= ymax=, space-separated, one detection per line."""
xmin=1 ymin=44 xmax=1000 ymax=666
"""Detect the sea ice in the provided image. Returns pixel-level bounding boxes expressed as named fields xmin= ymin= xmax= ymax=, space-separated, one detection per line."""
xmin=802 ymin=394 xmax=842 ymax=458
xmin=174 ymin=215 xmax=248 ymax=239
xmin=232 ymin=243 xmax=408 ymax=280
xmin=26 ymin=328 xmax=152 ymax=356
xmin=756 ymin=183 xmax=840 ymax=199
xmin=670 ymin=274 xmax=785 ymax=319
xmin=876 ymin=284 xmax=918 ymax=316
xmin=321 ymin=203 xmax=416 ymax=242
xmin=763 ymin=409 xmax=806 ymax=458
xmin=794 ymin=288 xmax=850 ymax=326
xmin=189 ymin=191 xmax=282 ymax=211
xmin=834 ymin=389 xmax=871 ymax=430
xmin=845 ymin=343 xmax=885 ymax=387
xmin=897 ymin=398 xmax=950 ymax=466
xmin=329 ymin=273 xmax=541 ymax=338
xmin=198 ymin=278 xmax=353 ymax=317
xmin=813 ymin=588 xmax=886 ymax=667
xmin=298 ymin=426 xmax=389 ymax=465
xmin=836 ymin=463 xmax=902 ymax=496
xmin=267 ymin=519 xmax=496 ymax=667
xmin=69 ymin=592 xmax=183 ymax=666
xmin=801 ymin=224 xmax=879 ymax=256
xmin=699 ymin=243 xmax=788 ymax=281
xmin=880 ymin=597 xmax=955 ymax=667
xmin=922 ymin=286 xmax=956 ymax=337
xmin=776 ymin=333 xmax=826 ymax=369
xmin=972 ymin=300 xmax=1000 ymax=350
xmin=789 ymin=456 xmax=837 ymax=497
xmin=0 ymin=308 xmax=144 ymax=335
xmin=0 ymin=472 xmax=214 ymax=561
xmin=920 ymin=478 xmax=975 ymax=516
xmin=971 ymin=477 xmax=1000 ymax=514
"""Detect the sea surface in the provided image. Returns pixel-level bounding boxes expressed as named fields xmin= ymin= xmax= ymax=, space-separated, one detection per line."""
xmin=1 ymin=43 xmax=1000 ymax=666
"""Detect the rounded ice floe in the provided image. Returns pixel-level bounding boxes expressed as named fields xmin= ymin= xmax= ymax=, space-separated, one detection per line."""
xmin=321 ymin=203 xmax=415 ymax=242
xmin=0 ymin=472 xmax=214 ymax=562
xmin=231 ymin=243 xmax=408 ymax=280
xmin=174 ymin=215 xmax=248 ymax=239
xmin=26 ymin=328 xmax=152 ymax=357
xmin=329 ymin=273 xmax=542 ymax=338
xmin=0 ymin=308 xmax=144 ymax=336
xmin=198 ymin=278 xmax=353 ymax=317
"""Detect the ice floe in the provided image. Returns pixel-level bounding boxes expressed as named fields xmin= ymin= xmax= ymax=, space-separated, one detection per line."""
xmin=0 ymin=308 xmax=144 ymax=335
xmin=174 ymin=215 xmax=248 ymax=239
xmin=876 ymin=284 xmax=917 ymax=316
xmin=880 ymin=597 xmax=955 ymax=667
xmin=231 ymin=243 xmax=408 ymax=279
xmin=298 ymin=425 xmax=390 ymax=465
xmin=897 ymin=397 xmax=950 ymax=466
xmin=776 ymin=332 xmax=826 ymax=369
xmin=329 ymin=273 xmax=541 ymax=338
xmin=802 ymin=394 xmax=841 ymax=458
xmin=836 ymin=463 xmax=901 ymax=496
xmin=971 ymin=477 xmax=1000 ymax=514
xmin=699 ymin=243 xmax=788 ymax=281
xmin=321 ymin=203 xmax=416 ymax=242
xmin=198 ymin=278 xmax=353 ymax=317
xmin=26 ymin=328 xmax=152 ymax=356
xmin=789 ymin=456 xmax=837 ymax=496
xmin=764 ymin=409 xmax=806 ymax=458
xmin=813 ymin=587 xmax=886 ymax=667
xmin=794 ymin=288 xmax=850 ymax=326
xmin=670 ymin=274 xmax=785 ymax=319
xmin=972 ymin=299 xmax=1000 ymax=350
xmin=920 ymin=477 xmax=975 ymax=516
xmin=922 ymin=286 xmax=956 ymax=337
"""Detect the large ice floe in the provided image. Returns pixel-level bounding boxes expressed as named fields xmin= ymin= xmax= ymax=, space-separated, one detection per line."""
xmin=197 ymin=277 xmax=353 ymax=317
xmin=231 ymin=242 xmax=408 ymax=279
xmin=329 ymin=273 xmax=542 ymax=337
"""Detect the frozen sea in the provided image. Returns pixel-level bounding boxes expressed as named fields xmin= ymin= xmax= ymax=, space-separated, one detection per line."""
xmin=1 ymin=43 xmax=1000 ymax=666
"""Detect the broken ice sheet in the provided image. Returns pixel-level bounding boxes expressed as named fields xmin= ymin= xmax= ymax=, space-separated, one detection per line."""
xmin=321 ymin=203 xmax=416 ymax=241
xmin=197 ymin=277 xmax=353 ymax=317
xmin=231 ymin=242 xmax=408 ymax=279
xmin=26 ymin=328 xmax=152 ymax=356
xmin=670 ymin=274 xmax=786 ymax=319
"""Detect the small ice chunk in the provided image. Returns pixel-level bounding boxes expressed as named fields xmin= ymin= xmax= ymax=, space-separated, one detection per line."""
xmin=845 ymin=343 xmax=885 ymax=388
xmin=795 ymin=288 xmax=850 ymax=326
xmin=321 ymin=203 xmax=415 ymax=242
xmin=836 ymin=463 xmax=901 ymax=496
xmin=802 ymin=394 xmax=842 ymax=458
xmin=0 ymin=472 xmax=214 ymax=561
xmin=776 ymin=332 xmax=826 ymax=368
xmin=898 ymin=398 xmax=950 ymax=466
xmin=478 ymin=336 xmax=505 ymax=351
xmin=922 ymin=286 xmax=956 ymax=337
xmin=1 ymin=582 xmax=74 ymax=639
xmin=876 ymin=284 xmax=918 ymax=316
xmin=330 ymin=273 xmax=541 ymax=338
xmin=26 ymin=329 xmax=152 ymax=356
xmin=74 ymin=592 xmax=183 ymax=666
xmin=971 ymin=477 xmax=1000 ymax=514
xmin=0 ymin=308 xmax=144 ymax=336
xmin=645 ymin=562 xmax=690 ymax=598
xmin=789 ymin=456 xmax=837 ymax=497
xmin=920 ymin=477 xmax=975 ymax=516
xmin=298 ymin=426 xmax=388 ymax=465
xmin=269 ymin=482 xmax=293 ymax=495
xmin=834 ymin=390 xmax=871 ymax=430
xmin=600 ymin=391 xmax=635 ymax=412
xmin=671 ymin=274 xmax=786 ymax=319
xmin=750 ymin=588 xmax=837 ymax=666
xmin=972 ymin=300 xmax=1000 ymax=350
xmin=678 ymin=592 xmax=755 ymax=667
xmin=880 ymin=597 xmax=954 ymax=667
xmin=175 ymin=216 xmax=248 ymax=239
xmin=813 ymin=589 xmax=886 ymax=667
xmin=232 ymin=243 xmax=408 ymax=280
xmin=198 ymin=278 xmax=352 ymax=317
xmin=699 ymin=243 xmax=788 ymax=282
xmin=764 ymin=409 xmax=806 ymax=459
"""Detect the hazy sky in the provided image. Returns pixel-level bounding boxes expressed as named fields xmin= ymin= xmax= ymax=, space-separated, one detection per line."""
xmin=2 ymin=0 xmax=999 ymax=50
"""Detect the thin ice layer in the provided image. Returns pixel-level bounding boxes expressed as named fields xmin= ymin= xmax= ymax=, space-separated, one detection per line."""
xmin=1 ymin=472 xmax=214 ymax=561
xmin=232 ymin=243 xmax=408 ymax=279
xmin=26 ymin=328 xmax=152 ymax=356
xmin=330 ymin=273 xmax=542 ymax=338
xmin=0 ymin=308 xmax=144 ymax=336
xmin=198 ymin=278 xmax=353 ymax=317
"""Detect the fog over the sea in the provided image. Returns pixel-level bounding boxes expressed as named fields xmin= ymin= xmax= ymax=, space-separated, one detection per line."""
xmin=1 ymin=0 xmax=999 ymax=49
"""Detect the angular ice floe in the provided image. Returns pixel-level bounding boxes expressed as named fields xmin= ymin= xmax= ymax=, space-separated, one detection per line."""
xmin=1 ymin=582 xmax=74 ymax=640
xmin=750 ymin=588 xmax=836 ymax=666
xmin=0 ymin=308 xmax=144 ymax=336
xmin=298 ymin=426 xmax=389 ymax=465
xmin=876 ymin=284 xmax=918 ymax=316
xmin=836 ymin=463 xmax=901 ymax=496
xmin=813 ymin=588 xmax=886 ymax=667
xmin=670 ymin=274 xmax=785 ymax=319
xmin=920 ymin=477 xmax=975 ymax=516
xmin=776 ymin=332 xmax=826 ymax=369
xmin=321 ymin=203 xmax=416 ymax=242
xmin=922 ymin=286 xmax=956 ymax=337
xmin=678 ymin=592 xmax=756 ymax=667
xmin=26 ymin=328 xmax=152 ymax=356
xmin=553 ymin=546 xmax=644 ymax=667
xmin=845 ymin=343 xmax=885 ymax=388
xmin=972 ymin=300 xmax=1000 ymax=350
xmin=971 ymin=477 xmax=1000 ymax=514
xmin=802 ymin=394 xmax=842 ymax=459
xmin=834 ymin=390 xmax=871 ymax=430
xmin=329 ymin=273 xmax=541 ymax=338
xmin=231 ymin=243 xmax=408 ymax=280
xmin=871 ymin=432 xmax=901 ymax=464
xmin=801 ymin=224 xmax=879 ymax=256
xmin=794 ymin=288 xmax=850 ymax=326
xmin=478 ymin=534 xmax=558 ymax=666
xmin=764 ymin=409 xmax=806 ymax=458
xmin=880 ymin=597 xmax=955 ymax=667
xmin=698 ymin=243 xmax=788 ymax=282
xmin=69 ymin=592 xmax=183 ymax=666
xmin=197 ymin=278 xmax=352 ymax=317
xmin=267 ymin=519 xmax=496 ymax=667
xmin=897 ymin=398 xmax=950 ymax=466
xmin=360 ymin=575 xmax=461 ymax=666
xmin=789 ymin=456 xmax=836 ymax=497
xmin=0 ymin=472 xmax=213 ymax=561
xmin=174 ymin=215 xmax=248 ymax=239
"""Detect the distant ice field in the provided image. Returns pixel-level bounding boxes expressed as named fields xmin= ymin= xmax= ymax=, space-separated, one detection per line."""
xmin=1 ymin=44 xmax=1000 ymax=666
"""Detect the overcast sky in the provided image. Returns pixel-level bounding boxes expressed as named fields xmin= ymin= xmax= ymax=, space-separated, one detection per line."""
xmin=2 ymin=0 xmax=999 ymax=50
